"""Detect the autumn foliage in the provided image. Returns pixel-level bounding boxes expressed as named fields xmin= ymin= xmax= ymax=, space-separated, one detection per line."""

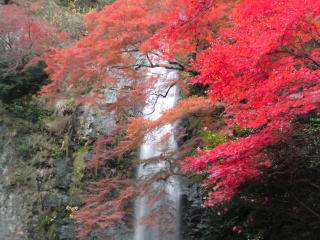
xmin=40 ymin=0 xmax=320 ymax=237
xmin=0 ymin=1 xmax=68 ymax=70
xmin=181 ymin=0 xmax=320 ymax=206
xmin=75 ymin=178 xmax=137 ymax=239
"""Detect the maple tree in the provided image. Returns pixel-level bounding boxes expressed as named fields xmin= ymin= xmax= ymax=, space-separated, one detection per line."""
xmin=178 ymin=0 xmax=320 ymax=206
xmin=0 ymin=1 xmax=68 ymax=71
xmin=75 ymin=177 xmax=137 ymax=239
xmin=41 ymin=0 xmax=320 ymax=238
xmin=0 ymin=1 xmax=71 ymax=106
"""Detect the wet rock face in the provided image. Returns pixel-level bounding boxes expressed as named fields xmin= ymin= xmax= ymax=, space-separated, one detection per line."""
xmin=54 ymin=89 xmax=118 ymax=145
xmin=54 ymin=159 xmax=72 ymax=191
xmin=0 ymin=95 xmax=120 ymax=240
xmin=0 ymin=135 xmax=27 ymax=239
xmin=0 ymin=116 xmax=89 ymax=240
xmin=0 ymin=77 xmax=142 ymax=239
xmin=0 ymin=191 xmax=27 ymax=240
xmin=73 ymin=104 xmax=116 ymax=144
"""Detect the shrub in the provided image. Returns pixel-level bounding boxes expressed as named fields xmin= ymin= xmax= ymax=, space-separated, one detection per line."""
xmin=0 ymin=60 xmax=50 ymax=103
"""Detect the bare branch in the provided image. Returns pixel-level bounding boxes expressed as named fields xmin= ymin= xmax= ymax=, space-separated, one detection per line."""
xmin=109 ymin=63 xmax=184 ymax=71
xmin=291 ymin=193 xmax=320 ymax=219
xmin=144 ymin=83 xmax=176 ymax=116
xmin=0 ymin=35 xmax=12 ymax=49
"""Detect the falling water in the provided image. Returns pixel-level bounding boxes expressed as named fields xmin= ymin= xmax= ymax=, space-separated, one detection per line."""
xmin=133 ymin=67 xmax=181 ymax=240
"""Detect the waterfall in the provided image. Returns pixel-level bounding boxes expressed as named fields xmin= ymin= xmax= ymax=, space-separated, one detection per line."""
xmin=133 ymin=67 xmax=181 ymax=240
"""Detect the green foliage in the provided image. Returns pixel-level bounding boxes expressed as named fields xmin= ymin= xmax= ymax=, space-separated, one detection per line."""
xmin=0 ymin=60 xmax=50 ymax=103
xmin=305 ymin=114 xmax=320 ymax=134
xmin=40 ymin=215 xmax=56 ymax=230
xmin=14 ymin=159 xmax=33 ymax=184
xmin=69 ymin=145 xmax=92 ymax=197
xmin=201 ymin=127 xmax=256 ymax=151
xmin=201 ymin=130 xmax=229 ymax=150
xmin=5 ymin=100 xmax=52 ymax=123
xmin=27 ymin=102 xmax=51 ymax=122
xmin=233 ymin=126 xmax=256 ymax=138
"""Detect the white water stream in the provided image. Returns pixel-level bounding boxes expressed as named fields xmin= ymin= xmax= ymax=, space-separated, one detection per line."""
xmin=133 ymin=67 xmax=181 ymax=240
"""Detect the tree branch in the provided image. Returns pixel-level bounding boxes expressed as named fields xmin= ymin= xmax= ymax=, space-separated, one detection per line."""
xmin=291 ymin=193 xmax=320 ymax=219
xmin=270 ymin=50 xmax=320 ymax=68
xmin=0 ymin=35 xmax=12 ymax=49
xmin=144 ymin=83 xmax=176 ymax=116
xmin=110 ymin=63 xmax=184 ymax=71
xmin=110 ymin=61 xmax=200 ymax=76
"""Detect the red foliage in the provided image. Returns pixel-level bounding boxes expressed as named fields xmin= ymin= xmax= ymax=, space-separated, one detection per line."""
xmin=87 ymin=96 xmax=215 ymax=168
xmin=75 ymin=178 xmax=137 ymax=239
xmin=148 ymin=0 xmax=236 ymax=59
xmin=41 ymin=0 xmax=182 ymax=99
xmin=43 ymin=0 xmax=320 ymax=237
xmin=0 ymin=1 xmax=68 ymax=69
xmin=179 ymin=0 xmax=320 ymax=206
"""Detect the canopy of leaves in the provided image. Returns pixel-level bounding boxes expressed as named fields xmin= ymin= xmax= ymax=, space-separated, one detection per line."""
xmin=41 ymin=0 xmax=320 ymax=237
xmin=181 ymin=0 xmax=320 ymax=206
